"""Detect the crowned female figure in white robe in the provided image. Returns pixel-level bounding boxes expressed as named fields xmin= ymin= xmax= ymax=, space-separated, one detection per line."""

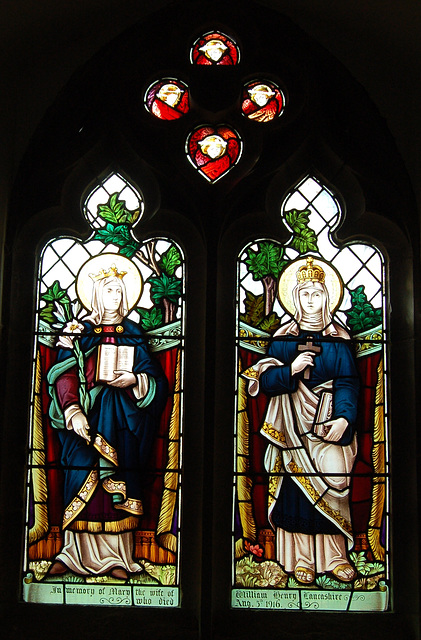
xmin=243 ymin=259 xmax=359 ymax=584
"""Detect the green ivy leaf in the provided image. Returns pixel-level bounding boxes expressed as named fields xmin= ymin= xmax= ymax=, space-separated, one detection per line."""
xmin=290 ymin=229 xmax=318 ymax=255
xmin=284 ymin=209 xmax=319 ymax=255
xmin=96 ymin=192 xmax=139 ymax=226
xmin=159 ymin=245 xmax=182 ymax=276
xmin=285 ymin=209 xmax=311 ymax=232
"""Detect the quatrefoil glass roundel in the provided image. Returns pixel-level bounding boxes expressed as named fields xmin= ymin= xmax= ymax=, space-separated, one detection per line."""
xmin=186 ymin=125 xmax=242 ymax=182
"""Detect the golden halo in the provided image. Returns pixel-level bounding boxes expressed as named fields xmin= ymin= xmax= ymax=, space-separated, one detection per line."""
xmin=76 ymin=253 xmax=143 ymax=312
xmin=278 ymin=255 xmax=343 ymax=316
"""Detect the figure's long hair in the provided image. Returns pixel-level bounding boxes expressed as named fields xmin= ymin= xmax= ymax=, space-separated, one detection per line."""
xmin=292 ymin=280 xmax=332 ymax=329
xmin=87 ymin=276 xmax=129 ymax=325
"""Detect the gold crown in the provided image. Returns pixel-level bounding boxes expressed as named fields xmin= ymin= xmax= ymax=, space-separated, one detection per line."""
xmin=89 ymin=264 xmax=127 ymax=281
xmin=296 ymin=256 xmax=325 ymax=284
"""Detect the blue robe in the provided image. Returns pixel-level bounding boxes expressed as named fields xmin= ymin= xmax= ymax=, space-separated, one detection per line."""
xmin=260 ymin=329 xmax=359 ymax=535
xmin=48 ymin=318 xmax=168 ymax=529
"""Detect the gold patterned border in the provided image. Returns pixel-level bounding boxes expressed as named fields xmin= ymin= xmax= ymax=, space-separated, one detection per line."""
xmin=262 ymin=421 xmax=286 ymax=444
xmin=63 ymin=469 xmax=99 ymax=529
xmin=94 ymin=434 xmax=118 ymax=465
xmin=114 ymin=498 xmax=143 ymax=516
xmin=102 ymin=477 xmax=126 ymax=497
xmin=268 ymin=453 xmax=283 ymax=509
xmin=241 ymin=366 xmax=259 ymax=379
xmin=238 ymin=323 xmax=271 ymax=354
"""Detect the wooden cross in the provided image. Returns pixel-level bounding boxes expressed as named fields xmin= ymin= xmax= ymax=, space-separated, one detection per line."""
xmin=297 ymin=336 xmax=322 ymax=380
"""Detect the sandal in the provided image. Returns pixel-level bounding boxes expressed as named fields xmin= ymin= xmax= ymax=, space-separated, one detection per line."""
xmin=331 ymin=563 xmax=356 ymax=582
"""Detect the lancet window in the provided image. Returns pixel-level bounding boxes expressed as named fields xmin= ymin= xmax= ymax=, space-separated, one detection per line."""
xmin=233 ymin=176 xmax=389 ymax=612
xmin=24 ymin=172 xmax=184 ymax=607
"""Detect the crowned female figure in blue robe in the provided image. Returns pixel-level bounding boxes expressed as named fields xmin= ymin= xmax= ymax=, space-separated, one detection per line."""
xmin=243 ymin=257 xmax=359 ymax=584
xmin=47 ymin=266 xmax=168 ymax=579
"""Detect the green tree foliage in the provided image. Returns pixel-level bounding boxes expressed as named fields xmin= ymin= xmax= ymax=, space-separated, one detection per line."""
xmin=243 ymin=242 xmax=287 ymax=321
xmin=239 ymin=292 xmax=280 ymax=333
xmin=240 ymin=291 xmax=265 ymax=326
xmin=136 ymin=307 xmax=163 ymax=331
xmin=285 ymin=209 xmax=318 ymax=253
xmin=147 ymin=272 xmax=182 ymax=306
xmin=241 ymin=212 xmax=318 ymax=328
xmin=245 ymin=241 xmax=287 ymax=281
xmin=94 ymin=223 xmax=139 ymax=257
xmin=345 ymin=286 xmax=382 ymax=332
xmin=143 ymin=245 xmax=183 ymax=326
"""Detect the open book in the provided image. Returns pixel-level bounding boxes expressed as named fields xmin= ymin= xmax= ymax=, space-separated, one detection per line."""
xmin=96 ymin=344 xmax=135 ymax=383
xmin=313 ymin=390 xmax=333 ymax=437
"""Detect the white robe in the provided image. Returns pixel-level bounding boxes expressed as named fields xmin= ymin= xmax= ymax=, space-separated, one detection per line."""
xmin=243 ymin=357 xmax=357 ymax=572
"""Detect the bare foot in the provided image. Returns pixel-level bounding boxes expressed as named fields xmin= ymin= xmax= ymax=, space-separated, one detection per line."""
xmin=331 ymin=563 xmax=356 ymax=582
xmin=294 ymin=566 xmax=315 ymax=584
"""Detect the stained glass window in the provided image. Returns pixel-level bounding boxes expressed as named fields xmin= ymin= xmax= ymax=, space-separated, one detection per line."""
xmin=145 ymin=78 xmax=190 ymax=120
xmin=191 ymin=31 xmax=240 ymax=66
xmin=241 ymin=80 xmax=285 ymax=123
xmin=23 ymin=172 xmax=184 ymax=607
xmin=233 ymin=176 xmax=389 ymax=612
xmin=186 ymin=125 xmax=242 ymax=182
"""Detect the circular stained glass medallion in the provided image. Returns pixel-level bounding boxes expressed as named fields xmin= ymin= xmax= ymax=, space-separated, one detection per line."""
xmin=145 ymin=78 xmax=190 ymax=120
xmin=241 ymin=80 xmax=285 ymax=123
